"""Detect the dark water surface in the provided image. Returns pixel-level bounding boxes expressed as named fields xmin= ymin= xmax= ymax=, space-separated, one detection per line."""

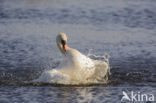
xmin=0 ymin=0 xmax=156 ymax=102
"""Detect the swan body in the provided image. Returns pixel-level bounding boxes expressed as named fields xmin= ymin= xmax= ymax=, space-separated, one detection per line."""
xmin=60 ymin=47 xmax=95 ymax=81
xmin=66 ymin=47 xmax=95 ymax=69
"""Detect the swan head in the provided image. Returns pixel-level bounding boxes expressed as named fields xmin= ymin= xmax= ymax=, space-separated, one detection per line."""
xmin=56 ymin=32 xmax=68 ymax=55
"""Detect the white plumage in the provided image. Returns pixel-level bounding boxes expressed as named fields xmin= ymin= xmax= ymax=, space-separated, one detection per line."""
xmin=62 ymin=47 xmax=95 ymax=80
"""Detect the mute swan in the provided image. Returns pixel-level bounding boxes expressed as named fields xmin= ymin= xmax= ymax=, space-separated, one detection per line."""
xmin=34 ymin=32 xmax=109 ymax=84
xmin=56 ymin=33 xmax=95 ymax=81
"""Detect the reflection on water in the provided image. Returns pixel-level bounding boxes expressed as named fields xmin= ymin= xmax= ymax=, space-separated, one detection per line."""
xmin=0 ymin=86 xmax=124 ymax=103
xmin=0 ymin=86 xmax=155 ymax=103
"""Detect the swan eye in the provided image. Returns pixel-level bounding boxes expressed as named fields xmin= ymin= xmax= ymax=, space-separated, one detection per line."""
xmin=61 ymin=39 xmax=66 ymax=45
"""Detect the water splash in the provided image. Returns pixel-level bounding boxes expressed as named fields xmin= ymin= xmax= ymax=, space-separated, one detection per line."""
xmin=34 ymin=50 xmax=111 ymax=85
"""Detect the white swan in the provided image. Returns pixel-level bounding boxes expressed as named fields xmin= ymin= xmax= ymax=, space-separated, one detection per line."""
xmin=34 ymin=32 xmax=109 ymax=84
xmin=56 ymin=33 xmax=95 ymax=81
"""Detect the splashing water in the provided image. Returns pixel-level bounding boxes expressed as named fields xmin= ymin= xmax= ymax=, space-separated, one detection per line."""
xmin=33 ymin=50 xmax=111 ymax=85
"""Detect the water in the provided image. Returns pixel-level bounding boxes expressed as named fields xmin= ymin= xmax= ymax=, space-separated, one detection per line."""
xmin=0 ymin=0 xmax=156 ymax=102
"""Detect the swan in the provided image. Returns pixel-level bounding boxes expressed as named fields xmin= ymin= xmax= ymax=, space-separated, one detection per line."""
xmin=56 ymin=32 xmax=95 ymax=81
xmin=34 ymin=32 xmax=109 ymax=84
